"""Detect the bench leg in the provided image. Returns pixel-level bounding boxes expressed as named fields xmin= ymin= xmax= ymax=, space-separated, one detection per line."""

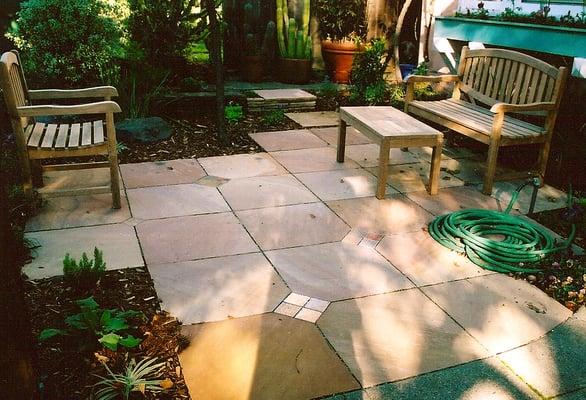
xmin=536 ymin=140 xmax=551 ymax=183
xmin=337 ymin=119 xmax=347 ymax=163
xmin=483 ymin=138 xmax=500 ymax=195
xmin=106 ymin=113 xmax=121 ymax=209
xmin=376 ymin=140 xmax=391 ymax=199
xmin=428 ymin=138 xmax=443 ymax=195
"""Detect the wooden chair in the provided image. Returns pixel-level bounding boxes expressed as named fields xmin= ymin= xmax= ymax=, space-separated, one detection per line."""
xmin=0 ymin=50 xmax=122 ymax=208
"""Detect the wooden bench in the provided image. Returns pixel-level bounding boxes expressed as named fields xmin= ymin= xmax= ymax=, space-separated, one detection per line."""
xmin=404 ymin=46 xmax=568 ymax=195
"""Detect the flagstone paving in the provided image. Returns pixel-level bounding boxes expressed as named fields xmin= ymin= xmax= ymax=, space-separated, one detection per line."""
xmin=24 ymin=126 xmax=583 ymax=399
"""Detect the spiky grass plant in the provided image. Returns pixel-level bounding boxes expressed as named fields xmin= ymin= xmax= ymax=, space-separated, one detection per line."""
xmin=94 ymin=357 xmax=165 ymax=400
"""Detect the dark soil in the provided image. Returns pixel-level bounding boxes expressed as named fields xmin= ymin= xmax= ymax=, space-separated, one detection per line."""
xmin=26 ymin=267 xmax=190 ymax=399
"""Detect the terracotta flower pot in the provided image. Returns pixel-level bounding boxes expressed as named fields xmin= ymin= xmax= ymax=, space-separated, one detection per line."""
xmin=241 ymin=55 xmax=264 ymax=82
xmin=320 ymin=40 xmax=363 ymax=83
xmin=277 ymin=58 xmax=312 ymax=84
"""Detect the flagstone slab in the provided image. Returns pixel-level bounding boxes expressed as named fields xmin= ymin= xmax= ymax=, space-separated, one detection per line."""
xmin=265 ymin=242 xmax=413 ymax=301
xmin=120 ymin=159 xmax=206 ymax=188
xmin=406 ymin=186 xmax=503 ymax=216
xmin=236 ymin=203 xmax=350 ymax=250
xmin=38 ymin=167 xmax=122 ymax=193
xmin=285 ymin=111 xmax=340 ymax=127
xmin=137 ymin=213 xmax=258 ymax=264
xmin=484 ymin=180 xmax=567 ymax=214
xmin=126 ymin=184 xmax=229 ymax=220
xmin=23 ymin=224 xmax=143 ymax=280
xmin=249 ymin=129 xmax=327 ymax=151
xmin=254 ymin=88 xmax=317 ymax=100
xmin=311 ymin=126 xmax=371 ymax=146
xmin=345 ymin=144 xmax=421 ymax=168
xmin=367 ymin=163 xmax=465 ymax=193
xmin=149 ymin=253 xmax=289 ymax=324
xmin=326 ymin=195 xmax=434 ymax=235
xmin=318 ymin=289 xmax=488 ymax=386
xmin=422 ymin=274 xmax=572 ymax=354
xmin=179 ymin=313 xmax=360 ymax=400
xmin=25 ymin=192 xmax=131 ymax=232
xmin=497 ymin=314 xmax=586 ymax=399
xmin=376 ymin=231 xmax=490 ymax=286
xmin=198 ymin=153 xmax=287 ymax=179
xmin=295 ymin=169 xmax=397 ymax=201
xmin=270 ymin=147 xmax=360 ymax=173
xmin=218 ymin=175 xmax=318 ymax=210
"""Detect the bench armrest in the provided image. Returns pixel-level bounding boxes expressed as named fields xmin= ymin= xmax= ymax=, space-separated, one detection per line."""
xmin=490 ymin=102 xmax=557 ymax=114
xmin=16 ymin=101 xmax=122 ymax=117
xmin=28 ymin=86 xmax=118 ymax=100
xmin=405 ymin=75 xmax=460 ymax=84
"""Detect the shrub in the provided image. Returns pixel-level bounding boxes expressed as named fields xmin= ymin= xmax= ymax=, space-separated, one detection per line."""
xmin=314 ymin=0 xmax=367 ymax=40
xmin=63 ymin=247 xmax=106 ymax=292
xmin=262 ymin=110 xmax=285 ymax=125
xmin=94 ymin=357 xmax=167 ymax=400
xmin=224 ymin=103 xmax=244 ymax=124
xmin=349 ymin=38 xmax=390 ymax=105
xmin=6 ymin=0 xmax=128 ymax=87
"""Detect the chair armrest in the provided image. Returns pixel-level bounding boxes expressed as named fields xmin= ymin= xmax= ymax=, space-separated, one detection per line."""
xmin=28 ymin=86 xmax=118 ymax=100
xmin=16 ymin=101 xmax=122 ymax=117
xmin=490 ymin=102 xmax=556 ymax=114
xmin=405 ymin=75 xmax=460 ymax=84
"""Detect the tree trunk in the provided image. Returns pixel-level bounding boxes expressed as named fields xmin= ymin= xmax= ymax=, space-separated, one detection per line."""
xmin=204 ymin=0 xmax=227 ymax=143
xmin=391 ymin=0 xmax=414 ymax=82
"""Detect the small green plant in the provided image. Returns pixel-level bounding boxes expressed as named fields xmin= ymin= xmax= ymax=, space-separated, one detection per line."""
xmin=262 ymin=109 xmax=285 ymax=125
xmin=412 ymin=62 xmax=429 ymax=76
xmin=116 ymin=142 xmax=129 ymax=154
xmin=349 ymin=38 xmax=390 ymax=105
xmin=94 ymin=357 xmax=166 ymax=400
xmin=63 ymin=247 xmax=106 ymax=292
xmin=225 ymin=103 xmax=244 ymax=124
xmin=39 ymin=296 xmax=143 ymax=351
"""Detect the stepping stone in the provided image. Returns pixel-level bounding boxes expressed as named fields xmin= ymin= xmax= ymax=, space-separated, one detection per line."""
xmin=326 ymin=195 xmax=433 ymax=235
xmin=179 ymin=314 xmax=360 ymax=399
xmin=310 ymin=126 xmax=371 ymax=146
xmin=25 ymin=192 xmax=131 ymax=232
xmin=345 ymin=144 xmax=420 ymax=168
xmin=126 ymin=183 xmax=229 ymax=220
xmin=270 ymin=147 xmax=359 ymax=173
xmin=376 ymin=231 xmax=490 ymax=287
xmin=318 ymin=289 xmax=487 ymax=386
xmin=120 ymin=159 xmax=206 ymax=189
xmin=286 ymin=111 xmax=340 ymax=128
xmin=136 ymin=213 xmax=258 ymax=265
xmin=295 ymin=169 xmax=398 ymax=201
xmin=422 ymin=274 xmax=572 ymax=354
xmin=198 ymin=153 xmax=287 ymax=179
xmin=236 ymin=203 xmax=350 ymax=250
xmin=219 ymin=175 xmax=318 ymax=210
xmin=498 ymin=314 xmax=586 ymax=398
xmin=367 ymin=163 xmax=465 ymax=193
xmin=249 ymin=129 xmax=327 ymax=151
xmin=406 ymin=185 xmax=503 ymax=216
xmin=249 ymin=89 xmax=317 ymax=112
xmin=254 ymin=89 xmax=317 ymax=101
xmin=149 ymin=253 xmax=289 ymax=324
xmin=265 ymin=242 xmax=413 ymax=301
xmin=484 ymin=180 xmax=567 ymax=214
xmin=23 ymin=224 xmax=143 ymax=280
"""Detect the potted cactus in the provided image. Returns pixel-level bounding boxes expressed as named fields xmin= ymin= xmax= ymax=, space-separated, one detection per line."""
xmin=241 ymin=0 xmax=276 ymax=82
xmin=276 ymin=0 xmax=312 ymax=83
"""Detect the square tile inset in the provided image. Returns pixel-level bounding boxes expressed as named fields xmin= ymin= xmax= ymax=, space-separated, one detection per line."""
xmin=149 ymin=253 xmax=289 ymax=324
xmin=120 ymin=159 xmax=206 ymax=189
xmin=198 ymin=153 xmax=287 ymax=179
xmin=284 ymin=293 xmax=310 ymax=306
xmin=270 ymin=147 xmax=359 ymax=173
xmin=295 ymin=308 xmax=322 ymax=323
xmin=306 ymin=298 xmax=330 ymax=312
xmin=275 ymin=302 xmax=302 ymax=317
xmin=137 ymin=212 xmax=258 ymax=264
xmin=236 ymin=203 xmax=349 ymax=250
xmin=249 ymin=129 xmax=327 ymax=151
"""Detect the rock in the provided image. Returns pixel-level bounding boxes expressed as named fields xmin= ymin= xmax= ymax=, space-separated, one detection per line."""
xmin=115 ymin=117 xmax=172 ymax=143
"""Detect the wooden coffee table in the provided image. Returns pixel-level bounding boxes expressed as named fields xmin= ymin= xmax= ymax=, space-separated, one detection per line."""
xmin=337 ymin=106 xmax=444 ymax=199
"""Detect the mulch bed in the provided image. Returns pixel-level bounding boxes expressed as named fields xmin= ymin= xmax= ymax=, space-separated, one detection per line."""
xmin=25 ymin=267 xmax=190 ymax=400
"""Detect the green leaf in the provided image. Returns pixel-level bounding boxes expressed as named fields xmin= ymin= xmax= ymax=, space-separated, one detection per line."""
xmin=103 ymin=317 xmax=128 ymax=333
xmin=76 ymin=296 xmax=99 ymax=310
xmin=65 ymin=313 xmax=88 ymax=330
xmin=100 ymin=309 xmax=112 ymax=326
xmin=99 ymin=333 xmax=121 ymax=351
xmin=116 ymin=309 xmax=143 ymax=319
xmin=39 ymin=328 xmax=68 ymax=341
xmin=119 ymin=335 xmax=142 ymax=349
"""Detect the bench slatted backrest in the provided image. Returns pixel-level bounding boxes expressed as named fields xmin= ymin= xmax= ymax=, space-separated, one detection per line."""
xmin=0 ymin=51 xmax=31 ymax=128
xmin=455 ymin=47 xmax=565 ymax=115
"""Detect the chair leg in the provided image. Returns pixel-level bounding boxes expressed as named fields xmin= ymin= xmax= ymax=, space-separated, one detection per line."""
xmin=109 ymin=154 xmax=121 ymax=209
xmin=483 ymin=138 xmax=500 ymax=195
xmin=31 ymin=160 xmax=43 ymax=188
xmin=536 ymin=140 xmax=552 ymax=182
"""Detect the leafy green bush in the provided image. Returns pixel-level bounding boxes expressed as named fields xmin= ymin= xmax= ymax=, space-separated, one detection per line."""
xmin=315 ymin=0 xmax=367 ymax=40
xmin=225 ymin=103 xmax=244 ymax=124
xmin=94 ymin=357 xmax=166 ymax=400
xmin=63 ymin=247 xmax=106 ymax=292
xmin=6 ymin=0 xmax=128 ymax=87
xmin=349 ymin=39 xmax=390 ymax=105
xmin=262 ymin=110 xmax=285 ymax=125
xmin=39 ymin=296 xmax=143 ymax=351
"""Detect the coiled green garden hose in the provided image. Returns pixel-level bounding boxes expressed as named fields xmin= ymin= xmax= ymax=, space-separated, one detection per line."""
xmin=428 ymin=184 xmax=576 ymax=273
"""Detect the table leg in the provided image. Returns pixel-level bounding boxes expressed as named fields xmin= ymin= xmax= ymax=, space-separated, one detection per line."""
xmin=377 ymin=140 xmax=391 ymax=199
xmin=428 ymin=137 xmax=443 ymax=195
xmin=337 ymin=119 xmax=347 ymax=163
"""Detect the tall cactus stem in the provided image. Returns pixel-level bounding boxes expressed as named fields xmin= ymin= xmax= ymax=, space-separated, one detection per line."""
xmin=287 ymin=19 xmax=297 ymax=58
xmin=276 ymin=0 xmax=286 ymax=57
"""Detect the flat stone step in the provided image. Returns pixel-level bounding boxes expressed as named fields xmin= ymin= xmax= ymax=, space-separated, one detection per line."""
xmin=248 ymin=89 xmax=317 ymax=113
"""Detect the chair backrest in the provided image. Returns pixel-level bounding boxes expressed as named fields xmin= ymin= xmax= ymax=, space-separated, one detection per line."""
xmin=0 ymin=50 xmax=31 ymax=126
xmin=456 ymin=46 xmax=567 ymax=112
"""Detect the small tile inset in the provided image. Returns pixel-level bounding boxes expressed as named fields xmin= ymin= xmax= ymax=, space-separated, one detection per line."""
xmin=295 ymin=308 xmax=322 ymax=323
xmin=358 ymin=237 xmax=380 ymax=249
xmin=306 ymin=298 xmax=330 ymax=312
xmin=274 ymin=302 xmax=302 ymax=317
xmin=285 ymin=293 xmax=310 ymax=306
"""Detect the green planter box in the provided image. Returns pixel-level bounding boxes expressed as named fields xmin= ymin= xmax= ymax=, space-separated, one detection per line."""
xmin=435 ymin=16 xmax=586 ymax=58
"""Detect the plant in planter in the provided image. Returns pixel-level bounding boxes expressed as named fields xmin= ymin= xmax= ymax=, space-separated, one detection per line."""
xmin=276 ymin=0 xmax=312 ymax=83
xmin=242 ymin=0 xmax=276 ymax=82
xmin=315 ymin=0 xmax=367 ymax=83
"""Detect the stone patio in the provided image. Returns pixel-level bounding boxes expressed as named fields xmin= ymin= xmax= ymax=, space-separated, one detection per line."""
xmin=23 ymin=118 xmax=584 ymax=399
